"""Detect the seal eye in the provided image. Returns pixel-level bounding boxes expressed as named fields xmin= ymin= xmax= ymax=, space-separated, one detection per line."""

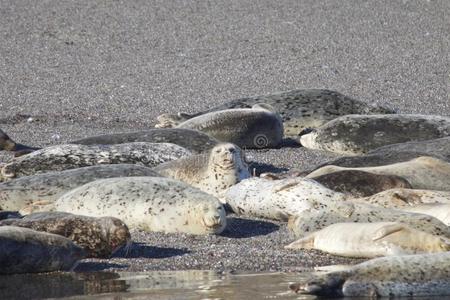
xmin=229 ymin=148 xmax=235 ymax=153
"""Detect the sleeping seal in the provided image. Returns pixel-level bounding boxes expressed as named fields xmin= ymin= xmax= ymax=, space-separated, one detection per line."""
xmin=400 ymin=203 xmax=450 ymax=226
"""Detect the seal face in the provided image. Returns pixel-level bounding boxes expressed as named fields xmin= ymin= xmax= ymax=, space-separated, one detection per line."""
xmin=1 ymin=142 xmax=190 ymax=179
xmin=155 ymin=89 xmax=394 ymax=136
xmin=154 ymin=143 xmax=250 ymax=197
xmin=0 ymin=226 xmax=85 ymax=274
xmin=175 ymin=106 xmax=284 ymax=149
xmin=0 ymin=212 xmax=131 ymax=258
xmin=300 ymin=114 xmax=450 ymax=155
xmin=306 ymin=156 xmax=450 ymax=191
xmin=71 ymin=128 xmax=220 ymax=154
xmin=222 ymin=177 xmax=347 ymax=221
xmin=0 ymin=164 xmax=160 ymax=212
xmin=290 ymin=252 xmax=450 ymax=297
xmin=54 ymin=177 xmax=226 ymax=235
xmin=285 ymin=222 xmax=450 ymax=258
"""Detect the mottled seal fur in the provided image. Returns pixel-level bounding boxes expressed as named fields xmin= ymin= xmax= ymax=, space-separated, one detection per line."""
xmin=310 ymin=170 xmax=412 ymax=197
xmin=154 ymin=143 xmax=250 ymax=197
xmin=290 ymin=252 xmax=450 ymax=298
xmin=300 ymin=114 xmax=450 ymax=155
xmin=285 ymin=222 xmax=450 ymax=258
xmin=71 ymin=128 xmax=219 ymax=154
xmin=175 ymin=105 xmax=284 ymax=148
xmin=0 ymin=212 xmax=131 ymax=258
xmin=306 ymin=156 xmax=450 ymax=191
xmin=0 ymin=226 xmax=85 ymax=274
xmin=1 ymin=142 xmax=190 ymax=179
xmin=401 ymin=204 xmax=450 ymax=226
xmin=287 ymin=201 xmax=450 ymax=238
xmin=221 ymin=177 xmax=347 ymax=221
xmin=0 ymin=164 xmax=160 ymax=212
xmin=54 ymin=177 xmax=226 ymax=235
xmin=155 ymin=89 xmax=394 ymax=136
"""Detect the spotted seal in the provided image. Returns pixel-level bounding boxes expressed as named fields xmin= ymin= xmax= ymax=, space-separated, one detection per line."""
xmin=285 ymin=222 xmax=450 ymax=258
xmin=174 ymin=105 xmax=284 ymax=148
xmin=155 ymin=89 xmax=394 ymax=136
xmin=221 ymin=177 xmax=347 ymax=221
xmin=0 ymin=164 xmax=160 ymax=212
xmin=0 ymin=226 xmax=85 ymax=274
xmin=54 ymin=177 xmax=226 ymax=235
xmin=306 ymin=156 xmax=450 ymax=191
xmin=300 ymin=114 xmax=450 ymax=155
xmin=290 ymin=252 xmax=450 ymax=298
xmin=400 ymin=204 xmax=450 ymax=226
xmin=0 ymin=212 xmax=130 ymax=258
xmin=287 ymin=201 xmax=450 ymax=238
xmin=154 ymin=143 xmax=250 ymax=197
xmin=0 ymin=142 xmax=190 ymax=180
xmin=310 ymin=170 xmax=412 ymax=198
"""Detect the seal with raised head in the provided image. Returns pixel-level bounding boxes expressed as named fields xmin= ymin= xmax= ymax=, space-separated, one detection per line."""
xmin=290 ymin=252 xmax=450 ymax=298
xmin=154 ymin=143 xmax=250 ymax=197
xmin=71 ymin=128 xmax=219 ymax=154
xmin=0 ymin=164 xmax=160 ymax=212
xmin=175 ymin=105 xmax=284 ymax=149
xmin=1 ymin=142 xmax=190 ymax=180
xmin=155 ymin=89 xmax=394 ymax=136
xmin=311 ymin=170 xmax=412 ymax=198
xmin=287 ymin=201 xmax=450 ymax=238
xmin=221 ymin=177 xmax=347 ymax=221
xmin=0 ymin=212 xmax=131 ymax=258
xmin=306 ymin=156 xmax=450 ymax=191
xmin=300 ymin=114 xmax=450 ymax=155
xmin=54 ymin=177 xmax=226 ymax=235
xmin=0 ymin=226 xmax=85 ymax=274
xmin=285 ymin=222 xmax=450 ymax=258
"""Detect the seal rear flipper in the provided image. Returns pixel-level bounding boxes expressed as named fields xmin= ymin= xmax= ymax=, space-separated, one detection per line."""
xmin=0 ymin=129 xmax=17 ymax=151
xmin=284 ymin=235 xmax=315 ymax=249
xmin=372 ymin=223 xmax=405 ymax=241
xmin=272 ymin=178 xmax=301 ymax=193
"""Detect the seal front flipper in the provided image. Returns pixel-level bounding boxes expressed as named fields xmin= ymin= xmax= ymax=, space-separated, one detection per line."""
xmin=372 ymin=223 xmax=405 ymax=241
xmin=155 ymin=112 xmax=196 ymax=128
xmin=284 ymin=235 xmax=315 ymax=249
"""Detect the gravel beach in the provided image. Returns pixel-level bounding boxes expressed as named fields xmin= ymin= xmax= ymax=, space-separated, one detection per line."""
xmin=0 ymin=0 xmax=449 ymax=273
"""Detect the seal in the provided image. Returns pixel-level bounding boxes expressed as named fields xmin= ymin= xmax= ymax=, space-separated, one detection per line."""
xmin=0 ymin=225 xmax=85 ymax=274
xmin=287 ymin=201 xmax=450 ymax=238
xmin=306 ymin=156 xmax=450 ymax=191
xmin=0 ymin=164 xmax=161 ymax=212
xmin=54 ymin=177 xmax=227 ymax=235
xmin=71 ymin=128 xmax=219 ymax=154
xmin=0 ymin=211 xmax=22 ymax=220
xmin=155 ymin=89 xmax=394 ymax=136
xmin=175 ymin=105 xmax=284 ymax=149
xmin=290 ymin=252 xmax=450 ymax=298
xmin=0 ymin=212 xmax=131 ymax=258
xmin=300 ymin=114 xmax=450 ymax=155
xmin=0 ymin=129 xmax=38 ymax=155
xmin=311 ymin=170 xmax=412 ymax=198
xmin=400 ymin=204 xmax=450 ymax=226
xmin=221 ymin=177 xmax=347 ymax=221
xmin=154 ymin=143 xmax=250 ymax=197
xmin=285 ymin=222 xmax=450 ymax=258
xmin=0 ymin=142 xmax=190 ymax=180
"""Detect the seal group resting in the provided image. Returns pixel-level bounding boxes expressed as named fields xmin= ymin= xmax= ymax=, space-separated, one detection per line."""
xmin=154 ymin=143 xmax=250 ymax=197
xmin=0 ymin=142 xmax=190 ymax=179
xmin=300 ymin=114 xmax=450 ymax=155
xmin=54 ymin=177 xmax=227 ymax=235
xmin=285 ymin=222 xmax=450 ymax=258
xmin=0 ymin=164 xmax=160 ymax=212
xmin=221 ymin=177 xmax=347 ymax=221
xmin=290 ymin=252 xmax=450 ymax=298
xmin=155 ymin=89 xmax=394 ymax=136
xmin=71 ymin=128 xmax=219 ymax=154
xmin=0 ymin=212 xmax=131 ymax=258
xmin=0 ymin=226 xmax=85 ymax=274
xmin=174 ymin=105 xmax=284 ymax=149
xmin=287 ymin=201 xmax=450 ymax=238
xmin=306 ymin=156 xmax=450 ymax=191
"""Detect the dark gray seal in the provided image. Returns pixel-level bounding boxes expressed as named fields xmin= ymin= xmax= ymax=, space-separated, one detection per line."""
xmin=1 ymin=142 xmax=190 ymax=179
xmin=0 ymin=164 xmax=160 ymax=212
xmin=0 ymin=226 xmax=85 ymax=274
xmin=71 ymin=128 xmax=219 ymax=154
xmin=0 ymin=212 xmax=131 ymax=258
xmin=300 ymin=114 xmax=450 ymax=155
xmin=155 ymin=89 xmax=394 ymax=136
xmin=0 ymin=211 xmax=22 ymax=220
